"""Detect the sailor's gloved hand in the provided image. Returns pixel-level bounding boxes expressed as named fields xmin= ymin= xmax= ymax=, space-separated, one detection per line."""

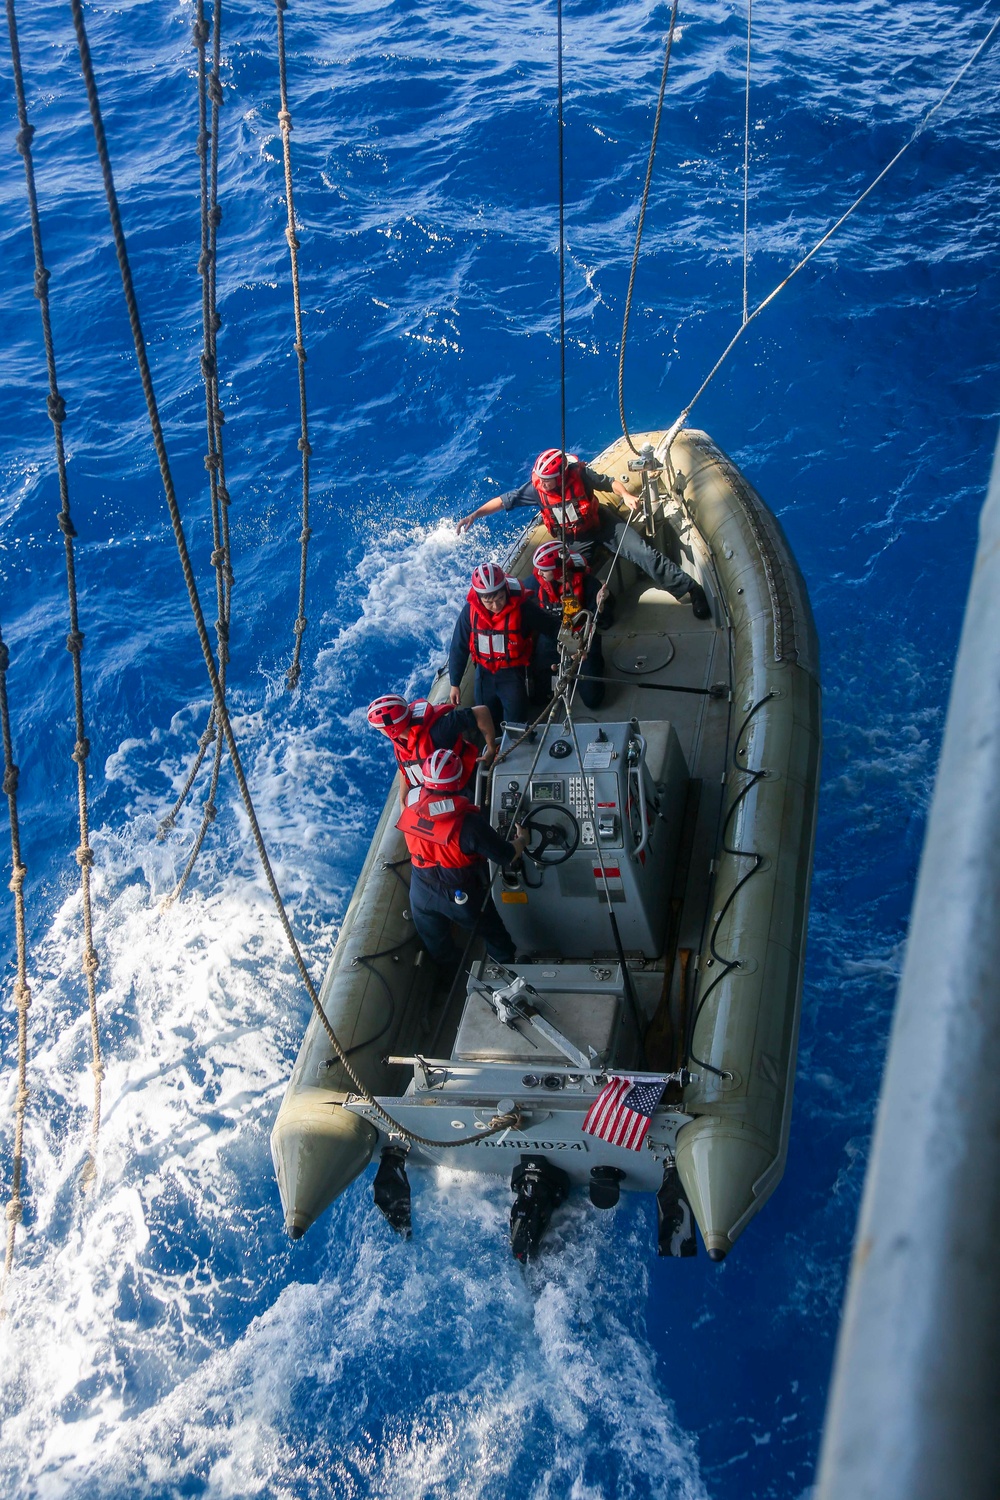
xmin=512 ymin=823 xmax=528 ymax=861
xmin=687 ymin=581 xmax=711 ymax=620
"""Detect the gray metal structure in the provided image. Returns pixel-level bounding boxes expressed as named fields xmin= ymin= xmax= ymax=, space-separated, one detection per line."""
xmin=814 ymin=438 xmax=1000 ymax=1498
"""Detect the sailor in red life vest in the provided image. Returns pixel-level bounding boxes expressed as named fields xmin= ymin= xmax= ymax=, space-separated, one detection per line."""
xmin=396 ymin=748 xmax=527 ymax=965
xmin=523 ymin=542 xmax=609 ymax=710
xmin=447 ymin=562 xmax=559 ymax=731
xmin=367 ymin=694 xmax=497 ymax=808
xmin=455 ymin=448 xmax=711 ymax=618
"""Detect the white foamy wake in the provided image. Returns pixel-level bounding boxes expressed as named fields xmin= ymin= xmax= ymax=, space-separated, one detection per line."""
xmin=0 ymin=520 xmax=706 ymax=1499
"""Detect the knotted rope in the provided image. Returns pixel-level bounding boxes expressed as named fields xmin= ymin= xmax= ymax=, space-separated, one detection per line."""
xmin=69 ymin=0 xmax=516 ymax=1151
xmin=275 ymin=0 xmax=312 ymax=692
xmin=8 ymin=0 xmax=103 ymax=1195
xmin=161 ymin=0 xmax=235 ymax=904
xmin=0 ymin=625 xmax=31 ymax=1301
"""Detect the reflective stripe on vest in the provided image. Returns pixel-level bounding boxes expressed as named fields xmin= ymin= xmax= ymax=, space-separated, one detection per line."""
xmin=390 ymin=701 xmax=479 ymax=788
xmin=531 ymin=461 xmax=601 ymax=540
xmin=396 ymin=790 xmax=481 ymax=871
xmin=467 ymin=579 xmax=533 ymax=671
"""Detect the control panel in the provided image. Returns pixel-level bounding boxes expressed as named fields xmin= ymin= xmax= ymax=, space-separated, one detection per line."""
xmin=489 ymin=719 xmax=688 ymax=959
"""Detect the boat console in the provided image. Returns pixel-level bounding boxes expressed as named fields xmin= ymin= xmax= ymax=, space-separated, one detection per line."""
xmin=488 ymin=718 xmax=689 ymax=959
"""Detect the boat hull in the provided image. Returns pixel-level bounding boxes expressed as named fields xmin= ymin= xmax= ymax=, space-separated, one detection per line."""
xmin=270 ymin=427 xmax=821 ymax=1259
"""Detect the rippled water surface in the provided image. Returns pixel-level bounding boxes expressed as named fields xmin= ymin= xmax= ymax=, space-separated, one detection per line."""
xmin=1 ymin=1 xmax=999 ymax=1495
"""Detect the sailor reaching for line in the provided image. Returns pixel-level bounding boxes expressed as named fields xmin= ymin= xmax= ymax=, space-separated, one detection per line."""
xmin=368 ymin=693 xmax=496 ymax=808
xmin=455 ymin=448 xmax=711 ymax=618
xmin=448 ymin=562 xmax=559 ymax=729
xmin=524 ymin=541 xmax=609 ymax=710
xmin=397 ymin=748 xmax=527 ymax=966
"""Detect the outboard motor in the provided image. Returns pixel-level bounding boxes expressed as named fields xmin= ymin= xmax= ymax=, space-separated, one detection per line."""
xmin=656 ymin=1161 xmax=697 ymax=1257
xmin=509 ymin=1155 xmax=570 ymax=1262
xmin=373 ymin=1145 xmax=412 ymax=1238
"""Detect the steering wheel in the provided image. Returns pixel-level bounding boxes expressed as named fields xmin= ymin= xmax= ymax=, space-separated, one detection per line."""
xmin=522 ymin=805 xmax=580 ymax=866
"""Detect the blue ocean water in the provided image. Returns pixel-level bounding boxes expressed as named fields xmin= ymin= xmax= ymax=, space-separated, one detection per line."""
xmin=1 ymin=0 xmax=998 ymax=1494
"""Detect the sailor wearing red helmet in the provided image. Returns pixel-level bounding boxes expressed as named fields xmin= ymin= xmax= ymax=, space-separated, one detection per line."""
xmin=397 ymin=748 xmax=528 ymax=965
xmin=367 ymin=693 xmax=498 ymax=808
xmin=456 ymin=448 xmax=711 ymax=618
xmin=447 ymin=561 xmax=560 ymax=729
xmin=523 ymin=542 xmax=609 ymax=709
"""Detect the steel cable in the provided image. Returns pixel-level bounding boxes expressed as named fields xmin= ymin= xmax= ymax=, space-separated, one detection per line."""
xmin=742 ymin=0 xmax=752 ymax=325
xmin=9 ymin=0 xmax=103 ymax=1193
xmin=617 ymin=0 xmax=680 ymax=456
xmin=68 ymin=0 xmax=516 ymax=1151
xmin=667 ymin=9 xmax=1000 ymax=443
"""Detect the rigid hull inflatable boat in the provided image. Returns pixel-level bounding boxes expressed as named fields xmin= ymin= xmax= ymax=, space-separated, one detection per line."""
xmin=271 ymin=428 xmax=821 ymax=1261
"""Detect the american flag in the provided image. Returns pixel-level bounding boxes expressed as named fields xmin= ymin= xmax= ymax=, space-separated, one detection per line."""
xmin=582 ymin=1075 xmax=667 ymax=1151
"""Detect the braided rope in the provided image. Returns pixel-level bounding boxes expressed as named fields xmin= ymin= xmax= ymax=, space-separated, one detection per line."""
xmin=0 ymin=624 xmax=31 ymax=1300
xmin=163 ymin=0 xmax=234 ymax=903
xmin=275 ymin=0 xmax=312 ymax=692
xmin=69 ymin=0 xmax=513 ymax=1151
xmin=8 ymin=0 xmax=103 ymax=1193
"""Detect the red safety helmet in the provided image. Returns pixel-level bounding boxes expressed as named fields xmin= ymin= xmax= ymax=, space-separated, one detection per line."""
xmin=471 ymin=561 xmax=508 ymax=597
xmin=532 ymin=448 xmax=580 ymax=489
xmin=367 ymin=694 xmax=410 ymax=731
xmin=421 ymin=748 xmax=466 ymax=792
xmin=532 ymin=541 xmax=585 ymax=575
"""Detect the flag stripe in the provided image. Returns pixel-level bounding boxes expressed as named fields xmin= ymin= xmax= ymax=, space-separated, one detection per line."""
xmin=582 ymin=1075 xmax=666 ymax=1152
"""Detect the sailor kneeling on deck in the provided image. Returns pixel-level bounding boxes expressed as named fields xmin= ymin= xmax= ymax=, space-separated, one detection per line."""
xmin=455 ymin=448 xmax=711 ymax=619
xmin=397 ymin=747 xmax=527 ymax=966
xmin=367 ymin=692 xmax=496 ymax=808
xmin=448 ymin=561 xmax=559 ymax=728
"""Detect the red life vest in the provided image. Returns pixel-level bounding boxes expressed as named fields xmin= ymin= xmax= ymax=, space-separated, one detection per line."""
xmin=388 ymin=701 xmax=480 ymax=789
xmin=397 ymin=789 xmax=481 ymax=871
xmin=531 ymin=459 xmax=601 ymax=540
xmin=467 ymin=578 xmax=533 ymax=671
xmin=532 ymin=560 xmax=588 ymax=612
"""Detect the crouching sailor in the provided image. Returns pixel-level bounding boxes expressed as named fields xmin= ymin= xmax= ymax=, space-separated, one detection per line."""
xmin=367 ymin=693 xmax=497 ymax=807
xmin=397 ymin=747 xmax=527 ymax=965
xmin=448 ymin=562 xmax=559 ymax=729
xmin=455 ymin=447 xmax=711 ymax=618
xmin=524 ymin=541 xmax=610 ymax=709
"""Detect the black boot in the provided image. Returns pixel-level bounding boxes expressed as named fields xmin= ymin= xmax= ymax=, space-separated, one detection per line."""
xmin=687 ymin=581 xmax=711 ymax=620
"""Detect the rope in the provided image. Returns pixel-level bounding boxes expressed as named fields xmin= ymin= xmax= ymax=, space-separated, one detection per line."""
xmin=0 ymin=624 xmax=31 ymax=1300
xmin=162 ymin=0 xmax=234 ymax=902
xmin=667 ymin=9 xmax=1000 ymax=442
xmin=9 ymin=0 xmax=103 ymax=1191
xmin=742 ymin=0 xmax=752 ymax=325
xmin=617 ymin=0 xmax=680 ymax=456
xmin=69 ymin=0 xmax=514 ymax=1152
xmin=274 ymin=0 xmax=312 ymax=692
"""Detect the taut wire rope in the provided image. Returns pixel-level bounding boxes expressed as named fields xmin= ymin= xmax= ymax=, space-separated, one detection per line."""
xmin=274 ymin=0 xmax=313 ymax=693
xmin=617 ymin=0 xmax=680 ymax=456
xmin=8 ymin=0 xmax=103 ymax=1191
xmin=556 ymin=0 xmax=569 ymax=602
xmin=0 ymin=624 xmax=31 ymax=1300
xmin=664 ymin=9 xmax=1000 ymax=444
xmin=162 ymin=0 xmax=235 ymax=904
xmin=68 ymin=0 xmax=515 ymax=1152
xmin=742 ymin=0 xmax=752 ymax=325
